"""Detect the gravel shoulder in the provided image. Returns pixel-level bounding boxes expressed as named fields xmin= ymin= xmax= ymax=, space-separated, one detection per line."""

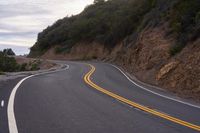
xmin=0 ymin=59 xmax=62 ymax=82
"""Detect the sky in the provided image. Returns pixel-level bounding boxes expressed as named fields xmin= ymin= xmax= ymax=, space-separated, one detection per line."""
xmin=0 ymin=0 xmax=94 ymax=55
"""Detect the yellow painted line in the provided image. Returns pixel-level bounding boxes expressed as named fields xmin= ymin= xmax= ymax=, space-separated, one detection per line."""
xmin=84 ymin=64 xmax=200 ymax=131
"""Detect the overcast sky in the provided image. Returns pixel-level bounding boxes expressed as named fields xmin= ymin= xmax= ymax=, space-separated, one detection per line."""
xmin=0 ymin=0 xmax=93 ymax=55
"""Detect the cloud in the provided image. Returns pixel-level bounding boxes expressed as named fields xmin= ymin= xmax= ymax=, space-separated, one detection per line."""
xmin=0 ymin=4 xmax=49 ymax=18
xmin=0 ymin=44 xmax=30 ymax=55
xmin=0 ymin=0 xmax=93 ymax=55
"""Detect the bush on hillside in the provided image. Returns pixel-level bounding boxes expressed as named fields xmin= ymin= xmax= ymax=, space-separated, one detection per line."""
xmin=0 ymin=50 xmax=41 ymax=72
xmin=29 ymin=0 xmax=200 ymax=57
xmin=0 ymin=51 xmax=19 ymax=72
xmin=169 ymin=44 xmax=185 ymax=56
xmin=3 ymin=48 xmax=15 ymax=56
xmin=169 ymin=0 xmax=200 ymax=42
xmin=30 ymin=0 xmax=156 ymax=56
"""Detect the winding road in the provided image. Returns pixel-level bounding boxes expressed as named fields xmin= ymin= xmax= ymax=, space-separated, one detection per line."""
xmin=0 ymin=61 xmax=200 ymax=133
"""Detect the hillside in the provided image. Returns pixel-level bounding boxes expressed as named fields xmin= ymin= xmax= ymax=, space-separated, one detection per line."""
xmin=29 ymin=0 xmax=200 ymax=101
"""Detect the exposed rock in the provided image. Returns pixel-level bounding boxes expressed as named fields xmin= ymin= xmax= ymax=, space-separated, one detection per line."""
xmin=41 ymin=42 xmax=109 ymax=60
xmin=41 ymin=24 xmax=200 ymax=101
xmin=156 ymin=61 xmax=179 ymax=80
xmin=113 ymin=24 xmax=200 ymax=101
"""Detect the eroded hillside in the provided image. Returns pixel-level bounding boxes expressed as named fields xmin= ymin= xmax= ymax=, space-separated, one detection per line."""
xmin=29 ymin=0 xmax=200 ymax=101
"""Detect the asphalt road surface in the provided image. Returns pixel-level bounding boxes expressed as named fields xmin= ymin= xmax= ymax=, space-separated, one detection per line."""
xmin=1 ymin=61 xmax=200 ymax=133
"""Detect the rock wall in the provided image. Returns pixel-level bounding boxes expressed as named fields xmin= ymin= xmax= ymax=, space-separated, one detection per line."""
xmin=113 ymin=24 xmax=200 ymax=101
xmin=41 ymin=24 xmax=200 ymax=101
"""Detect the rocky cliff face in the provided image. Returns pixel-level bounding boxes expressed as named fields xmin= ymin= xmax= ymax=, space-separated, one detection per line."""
xmin=41 ymin=42 xmax=109 ymax=60
xmin=41 ymin=23 xmax=200 ymax=101
xmin=29 ymin=0 xmax=200 ymax=101
xmin=112 ymin=24 xmax=200 ymax=101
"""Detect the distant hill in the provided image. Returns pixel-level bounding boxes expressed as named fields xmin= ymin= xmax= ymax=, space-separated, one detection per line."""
xmin=29 ymin=0 xmax=200 ymax=101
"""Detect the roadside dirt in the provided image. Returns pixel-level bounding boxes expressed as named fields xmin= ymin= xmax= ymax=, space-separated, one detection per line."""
xmin=15 ymin=56 xmax=56 ymax=70
xmin=0 ymin=57 xmax=60 ymax=82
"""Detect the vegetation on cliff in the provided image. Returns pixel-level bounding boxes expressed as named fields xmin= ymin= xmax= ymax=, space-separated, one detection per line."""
xmin=30 ymin=0 xmax=157 ymax=56
xmin=30 ymin=0 xmax=200 ymax=57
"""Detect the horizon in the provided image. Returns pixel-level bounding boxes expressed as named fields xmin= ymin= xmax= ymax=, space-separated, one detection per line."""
xmin=0 ymin=0 xmax=94 ymax=55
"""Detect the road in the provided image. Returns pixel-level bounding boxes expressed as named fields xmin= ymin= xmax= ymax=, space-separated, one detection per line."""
xmin=0 ymin=61 xmax=200 ymax=133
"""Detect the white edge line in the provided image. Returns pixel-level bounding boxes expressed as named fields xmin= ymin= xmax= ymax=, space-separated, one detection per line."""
xmin=110 ymin=64 xmax=200 ymax=109
xmin=7 ymin=64 xmax=69 ymax=133
xmin=1 ymin=100 xmax=5 ymax=107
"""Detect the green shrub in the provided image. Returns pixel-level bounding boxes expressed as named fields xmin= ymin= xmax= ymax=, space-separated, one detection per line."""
xmin=92 ymin=55 xmax=97 ymax=59
xmin=55 ymin=46 xmax=71 ymax=54
xmin=150 ymin=0 xmax=156 ymax=7
xmin=0 ymin=71 xmax=4 ymax=75
xmin=55 ymin=47 xmax=63 ymax=54
xmin=169 ymin=0 xmax=200 ymax=46
xmin=20 ymin=63 xmax=28 ymax=71
xmin=3 ymin=48 xmax=15 ymax=56
xmin=167 ymin=0 xmax=200 ymax=55
xmin=169 ymin=44 xmax=184 ymax=56
xmin=195 ymin=11 xmax=200 ymax=24
xmin=31 ymin=63 xmax=39 ymax=71
xmin=0 ymin=52 xmax=19 ymax=72
xmin=171 ymin=21 xmax=182 ymax=33
xmin=0 ymin=51 xmax=42 ymax=72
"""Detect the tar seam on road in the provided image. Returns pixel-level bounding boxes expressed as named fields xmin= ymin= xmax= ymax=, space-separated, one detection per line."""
xmin=7 ymin=65 xmax=69 ymax=133
xmin=84 ymin=64 xmax=200 ymax=131
xmin=110 ymin=64 xmax=200 ymax=109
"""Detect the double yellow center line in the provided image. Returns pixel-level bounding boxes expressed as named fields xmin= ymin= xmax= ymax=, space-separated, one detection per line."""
xmin=84 ymin=64 xmax=200 ymax=131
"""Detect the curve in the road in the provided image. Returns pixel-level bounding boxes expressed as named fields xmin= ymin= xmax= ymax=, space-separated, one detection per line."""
xmin=84 ymin=64 xmax=200 ymax=132
xmin=7 ymin=65 xmax=69 ymax=133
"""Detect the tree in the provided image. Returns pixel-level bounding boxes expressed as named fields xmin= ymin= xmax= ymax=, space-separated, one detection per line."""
xmin=94 ymin=0 xmax=105 ymax=4
xmin=0 ymin=51 xmax=18 ymax=72
xmin=3 ymin=48 xmax=15 ymax=56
